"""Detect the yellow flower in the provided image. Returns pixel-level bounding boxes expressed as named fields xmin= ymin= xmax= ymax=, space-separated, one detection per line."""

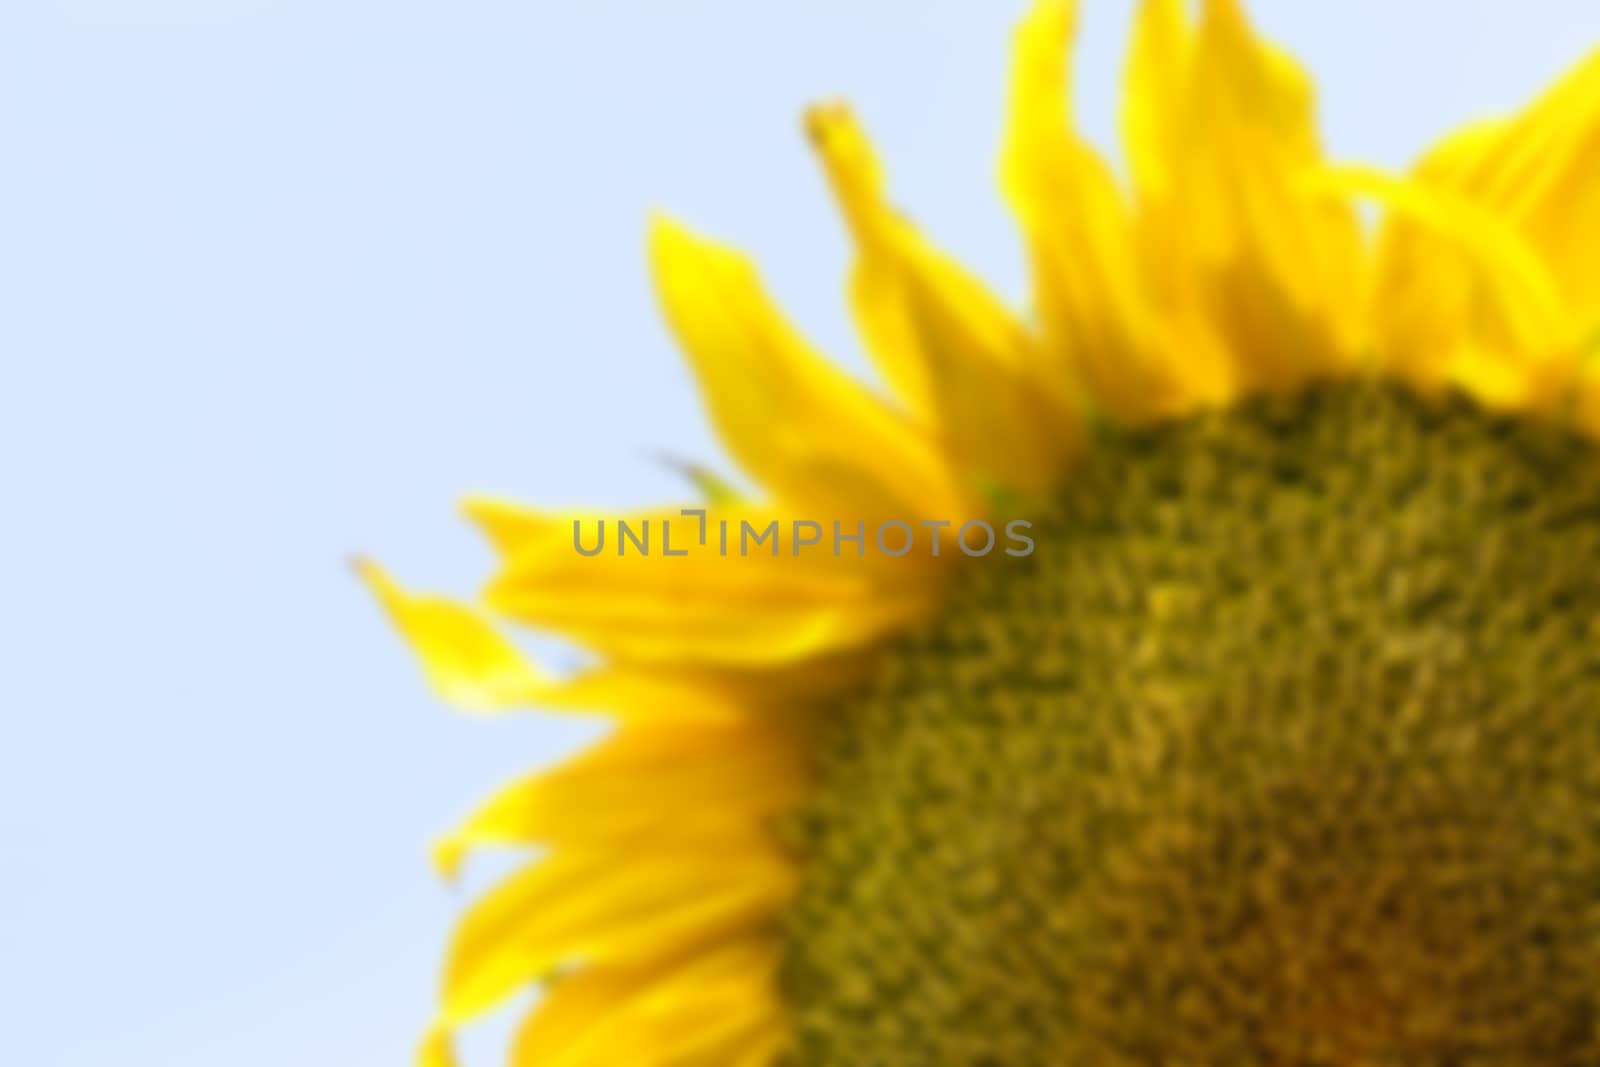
xmin=367 ymin=1 xmax=1600 ymax=1063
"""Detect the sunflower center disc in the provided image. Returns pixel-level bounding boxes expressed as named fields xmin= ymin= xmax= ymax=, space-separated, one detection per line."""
xmin=780 ymin=383 xmax=1600 ymax=1066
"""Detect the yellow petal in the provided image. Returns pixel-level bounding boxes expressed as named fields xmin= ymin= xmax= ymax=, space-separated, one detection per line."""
xmin=442 ymin=843 xmax=794 ymax=1023
xmin=485 ymin=507 xmax=943 ymax=667
xmin=433 ymin=718 xmax=810 ymax=877
xmin=729 ymin=1023 xmax=788 ymax=1067
xmin=649 ymin=996 xmax=783 ymax=1067
xmin=459 ymin=497 xmax=556 ymax=556
xmin=417 ymin=1024 xmax=457 ymax=1067
xmin=807 ymin=102 xmax=1076 ymax=490
xmin=1343 ymin=164 xmax=1575 ymax=405
xmin=1123 ymin=0 xmax=1365 ymax=391
xmin=359 ymin=560 xmax=550 ymax=711
xmin=649 ymin=216 xmax=971 ymax=522
xmin=1120 ymin=0 xmax=1189 ymax=205
xmin=510 ymin=966 xmax=656 ymax=1067
xmin=1370 ymin=51 xmax=1600 ymax=404
xmin=1425 ymin=51 xmax=1600 ymax=326
xmin=1004 ymin=0 xmax=1227 ymax=421
xmin=511 ymin=940 xmax=782 ymax=1067
xmin=364 ymin=559 xmax=774 ymax=722
xmin=540 ymin=657 xmax=864 ymax=724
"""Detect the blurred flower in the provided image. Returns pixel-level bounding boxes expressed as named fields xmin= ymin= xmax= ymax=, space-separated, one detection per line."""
xmin=369 ymin=1 xmax=1600 ymax=1063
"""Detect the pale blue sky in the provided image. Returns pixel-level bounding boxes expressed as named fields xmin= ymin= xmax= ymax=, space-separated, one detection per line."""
xmin=3 ymin=2 xmax=1598 ymax=1064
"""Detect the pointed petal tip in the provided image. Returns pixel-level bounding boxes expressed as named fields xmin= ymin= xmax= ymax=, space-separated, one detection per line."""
xmin=360 ymin=561 xmax=552 ymax=712
xmin=802 ymin=98 xmax=859 ymax=151
xmin=647 ymin=211 xmax=701 ymax=257
xmin=432 ymin=835 xmax=468 ymax=881
xmin=459 ymin=497 xmax=558 ymax=556
xmin=419 ymin=1024 xmax=457 ymax=1067
xmin=354 ymin=556 xmax=401 ymax=604
xmin=1005 ymin=0 xmax=1080 ymax=155
xmin=804 ymin=100 xmax=869 ymax=187
xmin=806 ymin=101 xmax=888 ymax=242
xmin=648 ymin=213 xmax=746 ymax=291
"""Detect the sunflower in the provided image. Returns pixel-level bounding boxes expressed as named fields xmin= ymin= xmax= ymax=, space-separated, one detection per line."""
xmin=365 ymin=1 xmax=1600 ymax=1064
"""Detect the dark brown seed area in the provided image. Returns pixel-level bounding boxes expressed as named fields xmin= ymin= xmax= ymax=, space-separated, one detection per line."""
xmin=781 ymin=382 xmax=1600 ymax=1067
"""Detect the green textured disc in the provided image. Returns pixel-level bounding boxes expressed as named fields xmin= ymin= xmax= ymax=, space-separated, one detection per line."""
xmin=781 ymin=383 xmax=1600 ymax=1067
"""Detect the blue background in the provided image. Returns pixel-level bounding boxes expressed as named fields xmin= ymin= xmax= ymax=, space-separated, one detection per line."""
xmin=4 ymin=2 xmax=1598 ymax=1063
